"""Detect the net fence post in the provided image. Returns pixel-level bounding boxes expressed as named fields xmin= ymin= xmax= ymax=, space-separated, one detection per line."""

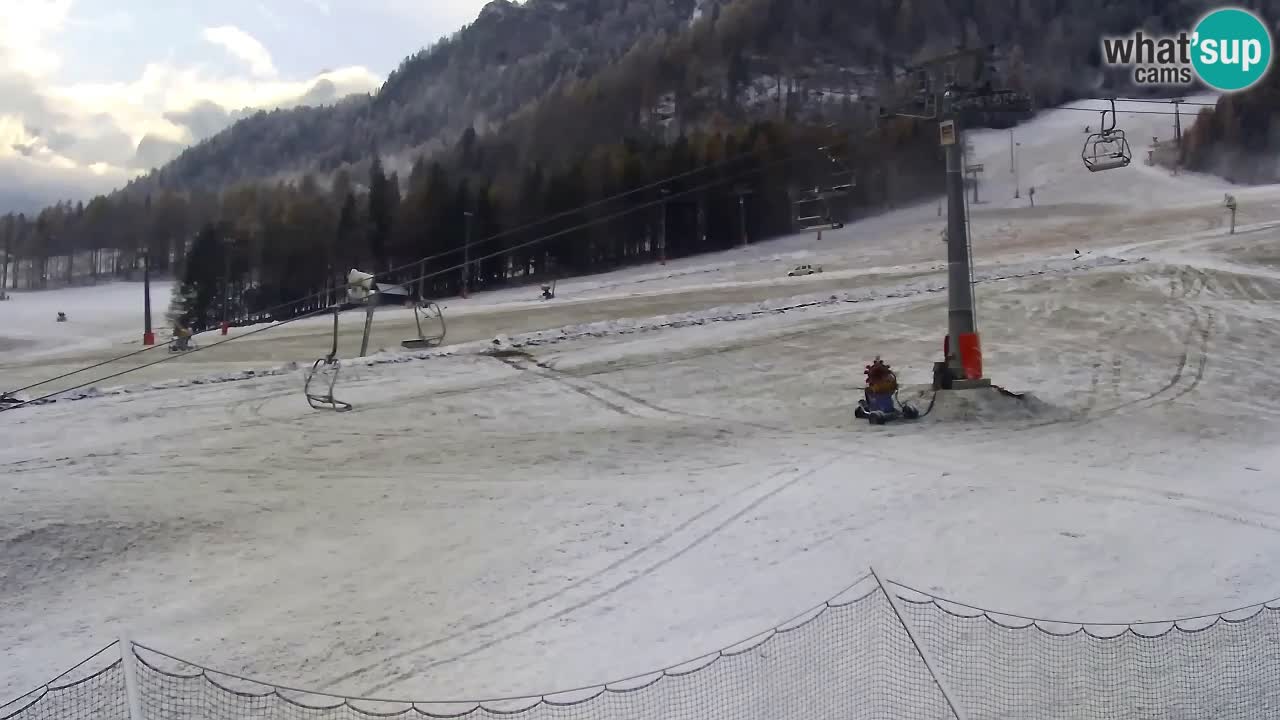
xmin=869 ymin=567 xmax=969 ymax=720
xmin=118 ymin=634 xmax=145 ymax=720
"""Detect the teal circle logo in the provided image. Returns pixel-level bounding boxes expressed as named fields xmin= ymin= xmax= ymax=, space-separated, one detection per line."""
xmin=1192 ymin=7 xmax=1273 ymax=92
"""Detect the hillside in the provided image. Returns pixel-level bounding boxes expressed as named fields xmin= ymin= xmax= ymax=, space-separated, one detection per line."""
xmin=131 ymin=0 xmax=724 ymax=193
xmin=128 ymin=0 xmax=1247 ymax=196
xmin=1182 ymin=64 xmax=1280 ymax=183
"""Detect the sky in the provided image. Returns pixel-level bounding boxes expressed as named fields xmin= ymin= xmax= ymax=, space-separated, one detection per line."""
xmin=0 ymin=0 xmax=493 ymax=213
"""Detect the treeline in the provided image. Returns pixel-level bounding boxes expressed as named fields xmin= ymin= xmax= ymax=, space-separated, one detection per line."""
xmin=2 ymin=117 xmax=943 ymax=331
xmin=169 ymin=117 xmax=943 ymax=331
xmin=1181 ymin=63 xmax=1280 ymax=183
xmin=0 ymin=193 xmax=200 ymax=291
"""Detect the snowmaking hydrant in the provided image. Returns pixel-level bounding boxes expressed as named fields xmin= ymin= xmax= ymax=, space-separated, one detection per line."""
xmin=855 ymin=356 xmax=920 ymax=425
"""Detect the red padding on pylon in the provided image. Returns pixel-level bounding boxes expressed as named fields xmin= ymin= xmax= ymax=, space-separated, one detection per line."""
xmin=957 ymin=333 xmax=983 ymax=380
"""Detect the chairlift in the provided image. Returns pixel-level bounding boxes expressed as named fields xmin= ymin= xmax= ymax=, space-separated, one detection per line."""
xmin=400 ymin=299 xmax=446 ymax=350
xmin=304 ymin=310 xmax=352 ymax=412
xmin=304 ymin=269 xmax=378 ymax=412
xmin=817 ymin=145 xmax=855 ymax=192
xmin=1081 ymin=99 xmax=1132 ymax=173
xmin=792 ymin=192 xmax=844 ymax=232
xmin=791 ymin=145 xmax=853 ymax=232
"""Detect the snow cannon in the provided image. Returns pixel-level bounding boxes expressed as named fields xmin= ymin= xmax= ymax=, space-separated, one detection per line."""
xmin=854 ymin=356 xmax=920 ymax=425
xmin=346 ymin=269 xmax=377 ymax=305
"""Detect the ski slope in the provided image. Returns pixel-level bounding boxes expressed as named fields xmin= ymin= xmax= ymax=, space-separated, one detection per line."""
xmin=5 ymin=97 xmax=1280 ymax=703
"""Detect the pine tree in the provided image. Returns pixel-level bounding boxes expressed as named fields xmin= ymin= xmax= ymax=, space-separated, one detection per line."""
xmin=367 ymin=153 xmax=393 ymax=271
xmin=169 ymin=223 xmax=223 ymax=332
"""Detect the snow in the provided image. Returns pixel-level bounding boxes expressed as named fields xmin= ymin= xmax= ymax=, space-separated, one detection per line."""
xmin=6 ymin=96 xmax=1280 ymax=706
xmin=0 ymin=280 xmax=174 ymax=360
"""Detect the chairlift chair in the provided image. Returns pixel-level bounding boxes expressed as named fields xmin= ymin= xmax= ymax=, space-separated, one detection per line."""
xmin=818 ymin=145 xmax=855 ymax=192
xmin=1081 ymin=99 xmax=1133 ymax=173
xmin=1083 ymin=132 xmax=1132 ymax=172
xmin=304 ymin=310 xmax=352 ymax=412
xmin=791 ymin=147 xmax=853 ymax=232
xmin=304 ymin=268 xmax=379 ymax=412
xmin=792 ymin=193 xmax=843 ymax=232
xmin=401 ymin=299 xmax=446 ymax=350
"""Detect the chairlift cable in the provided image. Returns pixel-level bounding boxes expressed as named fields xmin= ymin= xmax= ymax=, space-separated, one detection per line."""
xmin=4 ymin=103 xmax=1216 ymax=403
xmin=1112 ymin=97 xmax=1217 ymax=107
xmin=3 ymin=127 xmax=843 ymax=401
xmin=0 ymin=148 xmax=818 ymax=414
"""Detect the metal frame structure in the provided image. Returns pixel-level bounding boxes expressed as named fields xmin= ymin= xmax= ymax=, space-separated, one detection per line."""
xmin=791 ymin=145 xmax=854 ymax=232
xmin=401 ymin=300 xmax=446 ymax=350
xmin=304 ymin=310 xmax=354 ymax=412
xmin=1082 ymin=99 xmax=1132 ymax=173
xmin=878 ymin=44 xmax=1030 ymax=388
xmin=304 ymin=270 xmax=379 ymax=412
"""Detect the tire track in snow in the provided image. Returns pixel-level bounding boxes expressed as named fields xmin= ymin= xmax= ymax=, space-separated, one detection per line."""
xmin=321 ymin=452 xmax=846 ymax=694
xmin=994 ymin=265 xmax=1212 ymax=440
xmin=494 ymin=355 xmax=640 ymax=418
xmin=1074 ymin=269 xmax=1212 ymax=418
xmin=1040 ymin=480 xmax=1280 ymax=536
xmin=292 ymin=323 xmax=833 ymax=419
xmin=1119 ymin=266 xmax=1213 ymax=413
xmin=358 ymin=454 xmax=846 ymax=696
xmin=494 ymin=352 xmax=791 ymax=439
xmin=534 ymin=358 xmax=789 ymax=435
xmin=842 ymin=437 xmax=1280 ymax=539
xmin=1086 ymin=305 xmax=1210 ymax=419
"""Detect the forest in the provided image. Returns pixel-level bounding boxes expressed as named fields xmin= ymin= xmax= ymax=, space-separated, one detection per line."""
xmin=0 ymin=116 xmax=942 ymax=331
xmin=1181 ymin=63 xmax=1280 ymax=183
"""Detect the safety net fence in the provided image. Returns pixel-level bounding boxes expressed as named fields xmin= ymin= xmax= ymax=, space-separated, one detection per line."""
xmin=7 ymin=574 xmax=1280 ymax=720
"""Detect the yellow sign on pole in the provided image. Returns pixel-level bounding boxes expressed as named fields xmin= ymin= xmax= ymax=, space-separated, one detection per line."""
xmin=939 ymin=120 xmax=956 ymax=146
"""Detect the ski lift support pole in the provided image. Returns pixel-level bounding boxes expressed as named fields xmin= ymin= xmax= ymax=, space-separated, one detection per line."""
xmin=882 ymin=48 xmax=1029 ymax=386
xmin=359 ymin=294 xmax=376 ymax=357
xmin=940 ymin=93 xmax=978 ymax=382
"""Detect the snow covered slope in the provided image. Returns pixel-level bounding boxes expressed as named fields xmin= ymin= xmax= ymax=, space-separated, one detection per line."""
xmin=0 ymin=280 xmax=174 ymax=360
xmin=5 ymin=97 xmax=1280 ymax=706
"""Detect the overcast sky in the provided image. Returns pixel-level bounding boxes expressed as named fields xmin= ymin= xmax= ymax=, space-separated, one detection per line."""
xmin=0 ymin=0 xmax=493 ymax=213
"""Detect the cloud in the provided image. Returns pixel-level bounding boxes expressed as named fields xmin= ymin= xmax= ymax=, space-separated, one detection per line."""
xmin=0 ymin=148 xmax=128 ymax=214
xmin=202 ymin=26 xmax=278 ymax=79
xmin=163 ymin=100 xmax=243 ymax=141
xmin=132 ymin=134 xmax=186 ymax=170
xmin=0 ymin=10 xmax=384 ymax=210
xmin=0 ymin=0 xmax=71 ymax=77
